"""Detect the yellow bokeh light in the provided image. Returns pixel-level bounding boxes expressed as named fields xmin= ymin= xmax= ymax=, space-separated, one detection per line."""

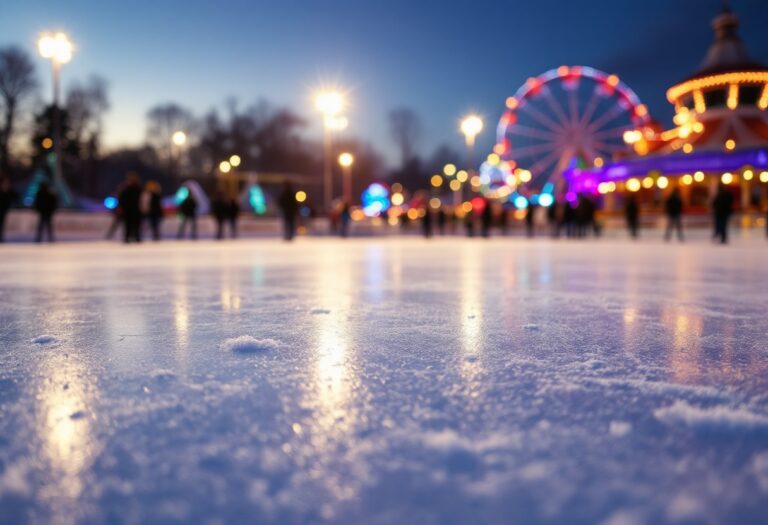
xmin=725 ymin=139 xmax=736 ymax=151
xmin=681 ymin=174 xmax=693 ymax=185
xmin=721 ymin=172 xmax=734 ymax=184
xmin=338 ymin=152 xmax=354 ymax=167
xmin=430 ymin=175 xmax=443 ymax=188
xmin=443 ymin=163 xmax=457 ymax=176
xmin=694 ymin=171 xmax=705 ymax=182
xmin=593 ymin=157 xmax=604 ymax=168
xmin=486 ymin=153 xmax=500 ymax=165
xmin=760 ymin=171 xmax=768 ymax=183
xmin=470 ymin=175 xmax=480 ymax=187
xmin=456 ymin=170 xmax=468 ymax=183
xmin=642 ymin=176 xmax=654 ymax=189
xmin=682 ymin=143 xmax=693 ymax=154
xmin=656 ymin=176 xmax=669 ymax=189
xmin=172 ymin=130 xmax=187 ymax=146
xmin=461 ymin=202 xmax=473 ymax=213
xmin=219 ymin=161 xmax=231 ymax=173
xmin=449 ymin=179 xmax=461 ymax=191
xmin=295 ymin=190 xmax=307 ymax=202
xmin=626 ymin=178 xmax=641 ymax=192
xmin=429 ymin=197 xmax=441 ymax=209
xmin=743 ymin=169 xmax=753 ymax=181
xmin=406 ymin=208 xmax=419 ymax=220
xmin=41 ymin=137 xmax=53 ymax=149
xmin=229 ymin=154 xmax=241 ymax=167
xmin=391 ymin=192 xmax=404 ymax=206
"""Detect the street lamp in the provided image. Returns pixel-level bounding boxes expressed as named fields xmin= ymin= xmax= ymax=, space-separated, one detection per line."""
xmin=38 ymin=32 xmax=73 ymax=192
xmin=460 ymin=114 xmax=483 ymax=199
xmin=172 ymin=130 xmax=187 ymax=146
xmin=338 ymin=152 xmax=354 ymax=203
xmin=314 ymin=90 xmax=346 ymax=215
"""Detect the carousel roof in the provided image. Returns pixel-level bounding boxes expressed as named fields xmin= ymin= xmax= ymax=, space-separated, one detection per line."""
xmin=685 ymin=5 xmax=767 ymax=82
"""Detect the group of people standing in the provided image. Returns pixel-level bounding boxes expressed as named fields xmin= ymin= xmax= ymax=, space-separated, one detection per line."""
xmin=109 ymin=174 xmax=164 ymax=243
xmin=626 ymin=182 xmax=735 ymax=244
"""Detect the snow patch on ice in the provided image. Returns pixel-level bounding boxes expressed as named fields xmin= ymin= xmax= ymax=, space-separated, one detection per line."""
xmin=310 ymin=308 xmax=331 ymax=315
xmin=752 ymin=451 xmax=768 ymax=492
xmin=522 ymin=323 xmax=540 ymax=331
xmin=654 ymin=401 xmax=768 ymax=431
xmin=221 ymin=336 xmax=284 ymax=354
xmin=30 ymin=334 xmax=58 ymax=345
xmin=609 ymin=421 xmax=632 ymax=437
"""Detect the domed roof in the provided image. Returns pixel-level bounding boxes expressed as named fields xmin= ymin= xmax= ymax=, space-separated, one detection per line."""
xmin=686 ymin=4 xmax=767 ymax=81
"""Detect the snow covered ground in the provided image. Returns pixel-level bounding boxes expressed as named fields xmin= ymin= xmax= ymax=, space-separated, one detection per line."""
xmin=1 ymin=237 xmax=767 ymax=524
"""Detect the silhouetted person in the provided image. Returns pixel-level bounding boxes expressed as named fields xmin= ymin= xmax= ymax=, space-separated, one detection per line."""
xmin=575 ymin=195 xmax=591 ymax=238
xmin=278 ymin=182 xmax=298 ymax=241
xmin=499 ymin=207 xmax=509 ymax=235
xmin=664 ymin=188 xmax=684 ymax=242
xmin=118 ymin=173 xmax=143 ymax=243
xmin=143 ymin=181 xmax=163 ymax=241
xmin=211 ymin=191 xmax=229 ymax=240
xmin=563 ymin=202 xmax=576 ymax=238
xmin=625 ymin=194 xmax=640 ymax=239
xmin=525 ymin=203 xmax=536 ymax=238
xmin=177 ymin=190 xmax=198 ymax=240
xmin=33 ymin=181 xmax=57 ymax=243
xmin=481 ymin=199 xmax=493 ymax=238
xmin=339 ymin=202 xmax=351 ymax=238
xmin=0 ymin=177 xmax=18 ymax=243
xmin=228 ymin=197 xmax=240 ymax=238
xmin=422 ymin=207 xmax=433 ymax=238
xmin=464 ymin=210 xmax=475 ymax=237
xmin=546 ymin=202 xmax=558 ymax=237
xmin=712 ymin=183 xmax=734 ymax=244
xmin=437 ymin=208 xmax=447 ymax=235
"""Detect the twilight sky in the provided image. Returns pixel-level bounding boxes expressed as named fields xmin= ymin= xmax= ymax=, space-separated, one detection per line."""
xmin=1 ymin=0 xmax=767 ymax=166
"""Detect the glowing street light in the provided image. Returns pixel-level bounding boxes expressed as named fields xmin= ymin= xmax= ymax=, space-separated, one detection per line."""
xmin=338 ymin=152 xmax=355 ymax=203
xmin=459 ymin=114 xmax=483 ymax=202
xmin=172 ymin=130 xmax=187 ymax=146
xmin=229 ymin=154 xmax=241 ymax=167
xmin=219 ymin=160 xmax=231 ymax=173
xmin=38 ymin=31 xmax=74 ymax=192
xmin=314 ymin=89 xmax=347 ymax=215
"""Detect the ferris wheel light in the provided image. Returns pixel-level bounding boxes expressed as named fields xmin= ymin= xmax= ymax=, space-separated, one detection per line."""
xmin=623 ymin=130 xmax=642 ymax=144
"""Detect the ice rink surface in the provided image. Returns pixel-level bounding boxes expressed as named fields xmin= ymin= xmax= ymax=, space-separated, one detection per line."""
xmin=1 ymin=236 xmax=767 ymax=524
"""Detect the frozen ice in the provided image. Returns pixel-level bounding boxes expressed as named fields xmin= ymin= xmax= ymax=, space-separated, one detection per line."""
xmin=0 ymin=236 xmax=767 ymax=524
xmin=30 ymin=335 xmax=58 ymax=345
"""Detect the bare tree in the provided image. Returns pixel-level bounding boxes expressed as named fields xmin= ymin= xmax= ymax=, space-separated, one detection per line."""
xmin=0 ymin=46 xmax=38 ymax=173
xmin=388 ymin=107 xmax=421 ymax=169
xmin=146 ymin=102 xmax=195 ymax=174
xmin=66 ymin=75 xmax=110 ymax=157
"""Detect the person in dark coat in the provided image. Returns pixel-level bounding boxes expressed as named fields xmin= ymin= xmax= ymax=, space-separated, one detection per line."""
xmin=525 ymin=203 xmax=536 ymax=238
xmin=422 ymin=206 xmax=433 ymax=238
xmin=211 ymin=191 xmax=229 ymax=240
xmin=664 ymin=188 xmax=684 ymax=242
xmin=228 ymin=196 xmax=240 ymax=238
xmin=0 ymin=177 xmax=18 ymax=243
xmin=143 ymin=180 xmax=163 ymax=241
xmin=177 ymin=190 xmax=198 ymax=240
xmin=339 ymin=201 xmax=351 ymax=238
xmin=464 ymin=209 xmax=475 ymax=237
xmin=33 ymin=181 xmax=58 ymax=243
xmin=118 ymin=173 xmax=143 ymax=243
xmin=481 ymin=199 xmax=493 ymax=238
xmin=712 ymin=183 xmax=734 ymax=244
xmin=277 ymin=182 xmax=298 ymax=241
xmin=437 ymin=207 xmax=447 ymax=235
xmin=625 ymin=194 xmax=640 ymax=239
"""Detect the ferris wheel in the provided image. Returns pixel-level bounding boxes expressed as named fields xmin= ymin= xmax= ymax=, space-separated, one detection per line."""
xmin=495 ymin=66 xmax=650 ymax=191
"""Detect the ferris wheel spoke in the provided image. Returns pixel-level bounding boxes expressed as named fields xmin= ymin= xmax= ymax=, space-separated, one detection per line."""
xmin=585 ymin=103 xmax=629 ymax=135
xmin=518 ymin=102 xmax=567 ymax=134
xmin=507 ymin=141 xmax=558 ymax=159
xmin=505 ymin=123 xmax=560 ymax=142
xmin=592 ymin=141 xmax=629 ymax=153
xmin=528 ymin=149 xmax=563 ymax=178
xmin=568 ymin=88 xmax=579 ymax=128
xmin=541 ymin=90 xmax=571 ymax=129
xmin=592 ymin=123 xmax=636 ymax=140
xmin=577 ymin=88 xmax=601 ymax=131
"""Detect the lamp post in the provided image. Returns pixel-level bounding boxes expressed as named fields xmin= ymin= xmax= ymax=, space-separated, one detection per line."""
xmin=314 ymin=91 xmax=345 ymax=215
xmin=460 ymin=115 xmax=483 ymax=201
xmin=38 ymin=32 xmax=73 ymax=192
xmin=171 ymin=130 xmax=187 ymax=181
xmin=338 ymin=152 xmax=354 ymax=203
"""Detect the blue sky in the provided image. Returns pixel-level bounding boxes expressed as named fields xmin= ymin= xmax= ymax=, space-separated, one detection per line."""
xmin=2 ymin=0 xmax=766 ymax=166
